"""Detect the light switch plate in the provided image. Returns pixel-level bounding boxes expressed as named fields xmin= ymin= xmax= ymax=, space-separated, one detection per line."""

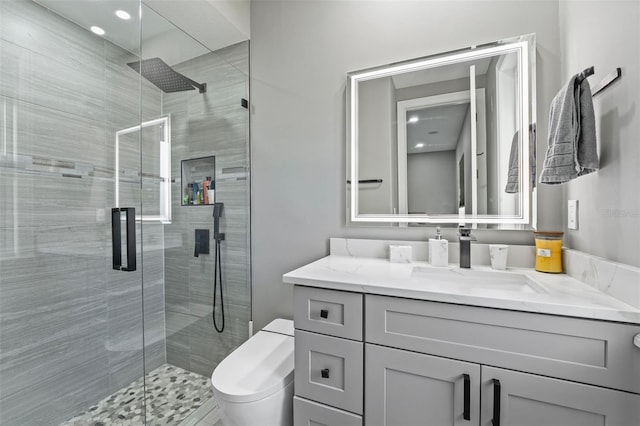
xmin=568 ymin=200 xmax=578 ymax=229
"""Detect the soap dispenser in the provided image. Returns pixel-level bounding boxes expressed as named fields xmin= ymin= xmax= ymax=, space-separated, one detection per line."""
xmin=429 ymin=227 xmax=449 ymax=267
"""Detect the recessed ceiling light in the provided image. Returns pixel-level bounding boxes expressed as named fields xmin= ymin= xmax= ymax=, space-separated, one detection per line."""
xmin=415 ymin=143 xmax=425 ymax=148
xmin=90 ymin=26 xmax=105 ymax=36
xmin=408 ymin=116 xmax=419 ymax=124
xmin=116 ymin=10 xmax=131 ymax=20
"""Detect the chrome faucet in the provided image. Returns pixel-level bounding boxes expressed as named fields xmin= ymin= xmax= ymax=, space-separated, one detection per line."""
xmin=458 ymin=227 xmax=477 ymax=269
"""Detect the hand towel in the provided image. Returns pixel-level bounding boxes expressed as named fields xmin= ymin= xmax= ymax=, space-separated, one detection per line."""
xmin=505 ymin=123 xmax=536 ymax=193
xmin=575 ymin=77 xmax=598 ymax=175
xmin=539 ymin=74 xmax=598 ymax=184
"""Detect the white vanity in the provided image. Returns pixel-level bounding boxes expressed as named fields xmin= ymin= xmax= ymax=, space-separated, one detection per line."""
xmin=284 ymin=239 xmax=640 ymax=426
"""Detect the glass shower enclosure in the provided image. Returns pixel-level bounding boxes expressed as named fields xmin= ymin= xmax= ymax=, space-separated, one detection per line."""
xmin=0 ymin=1 xmax=251 ymax=424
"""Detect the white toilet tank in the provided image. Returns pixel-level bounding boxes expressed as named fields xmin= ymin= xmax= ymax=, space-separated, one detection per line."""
xmin=211 ymin=319 xmax=294 ymax=426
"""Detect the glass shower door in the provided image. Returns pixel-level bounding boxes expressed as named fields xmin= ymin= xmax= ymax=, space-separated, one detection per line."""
xmin=2 ymin=0 xmax=252 ymax=423
xmin=0 ymin=0 xmax=149 ymax=424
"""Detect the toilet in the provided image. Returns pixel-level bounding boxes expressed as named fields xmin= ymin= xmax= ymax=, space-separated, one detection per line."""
xmin=211 ymin=319 xmax=295 ymax=426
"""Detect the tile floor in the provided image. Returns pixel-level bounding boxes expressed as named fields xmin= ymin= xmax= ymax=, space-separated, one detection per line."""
xmin=60 ymin=364 xmax=215 ymax=426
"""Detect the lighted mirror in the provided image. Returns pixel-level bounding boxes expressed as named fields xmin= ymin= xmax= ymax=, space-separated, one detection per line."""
xmin=347 ymin=34 xmax=536 ymax=227
xmin=116 ymin=116 xmax=172 ymax=223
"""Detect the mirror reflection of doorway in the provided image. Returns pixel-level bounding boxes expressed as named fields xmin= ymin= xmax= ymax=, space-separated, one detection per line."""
xmin=459 ymin=155 xmax=465 ymax=208
xmin=397 ymin=89 xmax=486 ymax=215
xmin=495 ymin=52 xmax=519 ymax=216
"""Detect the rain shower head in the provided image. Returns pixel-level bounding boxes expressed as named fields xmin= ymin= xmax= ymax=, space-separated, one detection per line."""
xmin=127 ymin=58 xmax=207 ymax=93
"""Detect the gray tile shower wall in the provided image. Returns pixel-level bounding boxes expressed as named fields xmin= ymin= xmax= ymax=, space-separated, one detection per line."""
xmin=0 ymin=1 xmax=166 ymax=425
xmin=163 ymin=41 xmax=251 ymax=378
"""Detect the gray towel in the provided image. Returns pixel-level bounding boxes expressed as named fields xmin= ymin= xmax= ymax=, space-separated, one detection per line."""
xmin=505 ymin=124 xmax=536 ymax=193
xmin=539 ymin=74 xmax=598 ymax=184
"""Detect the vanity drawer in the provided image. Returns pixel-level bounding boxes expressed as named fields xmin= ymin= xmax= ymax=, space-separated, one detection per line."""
xmin=294 ymin=396 xmax=362 ymax=426
xmin=294 ymin=286 xmax=363 ymax=340
xmin=295 ymin=330 xmax=364 ymax=414
xmin=366 ymin=295 xmax=640 ymax=394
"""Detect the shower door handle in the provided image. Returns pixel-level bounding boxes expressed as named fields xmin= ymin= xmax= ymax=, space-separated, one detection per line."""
xmin=112 ymin=207 xmax=137 ymax=272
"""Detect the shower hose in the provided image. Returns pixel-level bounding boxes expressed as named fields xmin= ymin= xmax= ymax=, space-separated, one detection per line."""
xmin=213 ymin=237 xmax=225 ymax=333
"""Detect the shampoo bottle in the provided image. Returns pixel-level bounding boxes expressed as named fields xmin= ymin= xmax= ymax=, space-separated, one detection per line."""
xmin=203 ymin=177 xmax=211 ymax=204
xmin=193 ymin=182 xmax=199 ymax=204
xmin=207 ymin=180 xmax=215 ymax=205
xmin=186 ymin=183 xmax=194 ymax=205
xmin=429 ymin=227 xmax=449 ymax=267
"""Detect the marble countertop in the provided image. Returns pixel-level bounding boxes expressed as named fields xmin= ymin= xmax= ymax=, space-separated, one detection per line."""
xmin=283 ymin=255 xmax=640 ymax=324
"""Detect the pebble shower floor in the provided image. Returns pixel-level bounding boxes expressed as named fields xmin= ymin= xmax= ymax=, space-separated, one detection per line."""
xmin=60 ymin=364 xmax=214 ymax=426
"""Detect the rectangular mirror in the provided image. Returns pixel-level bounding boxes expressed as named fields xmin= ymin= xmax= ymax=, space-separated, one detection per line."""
xmin=347 ymin=34 xmax=536 ymax=227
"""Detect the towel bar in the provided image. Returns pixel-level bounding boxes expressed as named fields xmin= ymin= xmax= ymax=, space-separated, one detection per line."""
xmin=592 ymin=68 xmax=622 ymax=97
xmin=577 ymin=66 xmax=622 ymax=97
xmin=347 ymin=179 xmax=383 ymax=184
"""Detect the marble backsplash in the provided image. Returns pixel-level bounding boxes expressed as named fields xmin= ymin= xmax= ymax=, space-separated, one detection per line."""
xmin=564 ymin=249 xmax=640 ymax=310
xmin=330 ymin=238 xmax=536 ymax=268
xmin=330 ymin=238 xmax=640 ymax=311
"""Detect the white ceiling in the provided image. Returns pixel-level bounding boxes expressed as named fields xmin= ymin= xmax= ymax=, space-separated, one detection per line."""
xmin=406 ymin=103 xmax=469 ymax=154
xmin=34 ymin=0 xmax=249 ymax=65
xmin=145 ymin=0 xmax=249 ymax=54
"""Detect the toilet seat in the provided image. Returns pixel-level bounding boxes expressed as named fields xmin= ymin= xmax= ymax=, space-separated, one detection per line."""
xmin=262 ymin=318 xmax=294 ymax=336
xmin=211 ymin=329 xmax=294 ymax=403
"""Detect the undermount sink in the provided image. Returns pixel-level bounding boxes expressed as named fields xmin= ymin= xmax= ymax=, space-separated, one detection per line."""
xmin=411 ymin=266 xmax=546 ymax=294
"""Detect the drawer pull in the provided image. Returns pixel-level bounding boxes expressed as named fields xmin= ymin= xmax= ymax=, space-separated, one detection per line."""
xmin=320 ymin=309 xmax=329 ymax=319
xmin=634 ymin=334 xmax=640 ymax=349
xmin=492 ymin=379 xmax=501 ymax=426
xmin=321 ymin=368 xmax=330 ymax=379
xmin=463 ymin=374 xmax=470 ymax=421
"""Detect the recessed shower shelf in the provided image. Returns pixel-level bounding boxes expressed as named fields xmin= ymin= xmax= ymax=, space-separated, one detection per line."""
xmin=181 ymin=156 xmax=216 ymax=206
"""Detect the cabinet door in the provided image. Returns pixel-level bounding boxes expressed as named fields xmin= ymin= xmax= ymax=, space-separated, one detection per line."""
xmin=294 ymin=396 xmax=362 ymax=426
xmin=365 ymin=343 xmax=480 ymax=426
xmin=481 ymin=366 xmax=640 ymax=426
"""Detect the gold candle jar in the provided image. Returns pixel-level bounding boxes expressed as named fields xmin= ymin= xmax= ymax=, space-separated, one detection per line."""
xmin=534 ymin=231 xmax=564 ymax=273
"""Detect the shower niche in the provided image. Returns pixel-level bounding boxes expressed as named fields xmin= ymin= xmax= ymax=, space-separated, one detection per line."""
xmin=181 ymin=156 xmax=216 ymax=206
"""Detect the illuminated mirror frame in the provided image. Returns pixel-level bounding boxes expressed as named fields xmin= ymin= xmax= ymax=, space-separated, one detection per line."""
xmin=347 ymin=36 xmax=534 ymax=225
xmin=115 ymin=116 xmax=172 ymax=223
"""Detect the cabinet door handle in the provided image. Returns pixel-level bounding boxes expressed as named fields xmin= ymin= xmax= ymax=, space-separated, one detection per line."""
xmin=463 ymin=373 xmax=470 ymax=421
xmin=492 ymin=379 xmax=501 ymax=426
xmin=321 ymin=368 xmax=330 ymax=378
xmin=320 ymin=309 xmax=329 ymax=319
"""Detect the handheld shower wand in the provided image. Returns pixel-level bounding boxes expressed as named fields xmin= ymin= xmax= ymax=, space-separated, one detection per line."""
xmin=213 ymin=202 xmax=225 ymax=242
xmin=212 ymin=202 xmax=225 ymax=333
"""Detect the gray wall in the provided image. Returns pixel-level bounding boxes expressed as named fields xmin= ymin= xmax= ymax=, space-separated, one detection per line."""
xmin=0 ymin=1 xmax=165 ymax=424
xmin=163 ymin=41 xmax=251 ymax=378
xmin=559 ymin=1 xmax=640 ymax=267
xmin=250 ymin=0 xmax=562 ymax=329
xmin=407 ymin=151 xmax=456 ymax=214
xmin=358 ymin=77 xmax=395 ymax=214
